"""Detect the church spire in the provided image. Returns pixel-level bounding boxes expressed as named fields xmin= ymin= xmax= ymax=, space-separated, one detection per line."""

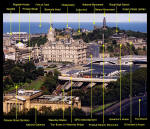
xmin=103 ymin=17 xmax=106 ymax=29
xmin=50 ymin=24 xmax=53 ymax=31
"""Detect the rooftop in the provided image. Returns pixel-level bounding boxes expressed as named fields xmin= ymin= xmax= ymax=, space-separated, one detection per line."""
xmin=32 ymin=95 xmax=80 ymax=104
xmin=17 ymin=89 xmax=42 ymax=96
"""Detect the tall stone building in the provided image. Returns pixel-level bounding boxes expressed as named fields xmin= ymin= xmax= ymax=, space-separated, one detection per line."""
xmin=102 ymin=17 xmax=107 ymax=45
xmin=41 ymin=27 xmax=87 ymax=64
xmin=47 ymin=27 xmax=56 ymax=42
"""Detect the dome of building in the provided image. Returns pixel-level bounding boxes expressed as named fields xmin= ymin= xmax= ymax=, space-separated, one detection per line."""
xmin=15 ymin=42 xmax=25 ymax=48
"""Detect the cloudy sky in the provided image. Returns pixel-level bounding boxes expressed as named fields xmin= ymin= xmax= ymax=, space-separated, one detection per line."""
xmin=3 ymin=13 xmax=147 ymax=22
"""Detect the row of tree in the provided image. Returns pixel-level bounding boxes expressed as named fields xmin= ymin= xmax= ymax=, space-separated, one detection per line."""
xmin=73 ymin=27 xmax=147 ymax=43
xmin=3 ymin=60 xmax=44 ymax=90
xmin=4 ymin=106 xmax=85 ymax=117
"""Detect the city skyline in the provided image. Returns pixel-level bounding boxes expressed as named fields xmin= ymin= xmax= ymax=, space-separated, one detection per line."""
xmin=3 ymin=13 xmax=147 ymax=22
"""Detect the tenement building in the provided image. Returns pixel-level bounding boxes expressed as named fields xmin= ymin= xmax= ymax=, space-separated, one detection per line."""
xmin=3 ymin=89 xmax=81 ymax=113
xmin=41 ymin=27 xmax=87 ymax=64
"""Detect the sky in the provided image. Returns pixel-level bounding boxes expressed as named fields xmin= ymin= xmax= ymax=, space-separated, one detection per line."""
xmin=3 ymin=13 xmax=147 ymax=22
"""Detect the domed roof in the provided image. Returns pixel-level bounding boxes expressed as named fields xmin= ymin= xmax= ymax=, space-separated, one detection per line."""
xmin=15 ymin=42 xmax=25 ymax=48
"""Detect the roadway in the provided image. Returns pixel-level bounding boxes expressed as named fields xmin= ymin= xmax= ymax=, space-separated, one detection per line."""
xmin=96 ymin=96 xmax=147 ymax=117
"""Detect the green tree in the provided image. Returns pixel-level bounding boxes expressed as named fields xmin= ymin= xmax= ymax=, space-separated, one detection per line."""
xmin=10 ymin=67 xmax=24 ymax=83
xmin=72 ymin=108 xmax=86 ymax=116
xmin=64 ymin=107 xmax=85 ymax=116
xmin=36 ymin=67 xmax=44 ymax=76
xmin=42 ymin=77 xmax=56 ymax=93
xmin=51 ymin=108 xmax=63 ymax=116
xmin=107 ymin=45 xmax=114 ymax=52
xmin=3 ymin=60 xmax=16 ymax=76
xmin=3 ymin=76 xmax=13 ymax=89
xmin=53 ymin=69 xmax=61 ymax=81
xmin=23 ymin=62 xmax=37 ymax=80
xmin=39 ymin=106 xmax=52 ymax=116
xmin=26 ymin=108 xmax=40 ymax=116
xmin=143 ymin=46 xmax=146 ymax=51
xmin=105 ymin=67 xmax=147 ymax=101
xmin=23 ymin=61 xmax=36 ymax=73
xmin=26 ymin=35 xmax=47 ymax=47
xmin=46 ymin=71 xmax=53 ymax=78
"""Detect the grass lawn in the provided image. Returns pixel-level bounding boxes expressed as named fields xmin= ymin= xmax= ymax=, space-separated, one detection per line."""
xmin=92 ymin=101 xmax=117 ymax=113
xmin=44 ymin=67 xmax=57 ymax=71
xmin=4 ymin=77 xmax=45 ymax=93
xmin=4 ymin=86 xmax=16 ymax=93
xmin=25 ymin=77 xmax=44 ymax=90
xmin=3 ymin=82 xmax=25 ymax=93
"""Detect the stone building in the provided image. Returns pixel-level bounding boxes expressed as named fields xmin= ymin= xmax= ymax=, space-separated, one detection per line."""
xmin=3 ymin=89 xmax=81 ymax=113
xmin=86 ymin=43 xmax=100 ymax=58
xmin=41 ymin=27 xmax=87 ymax=64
